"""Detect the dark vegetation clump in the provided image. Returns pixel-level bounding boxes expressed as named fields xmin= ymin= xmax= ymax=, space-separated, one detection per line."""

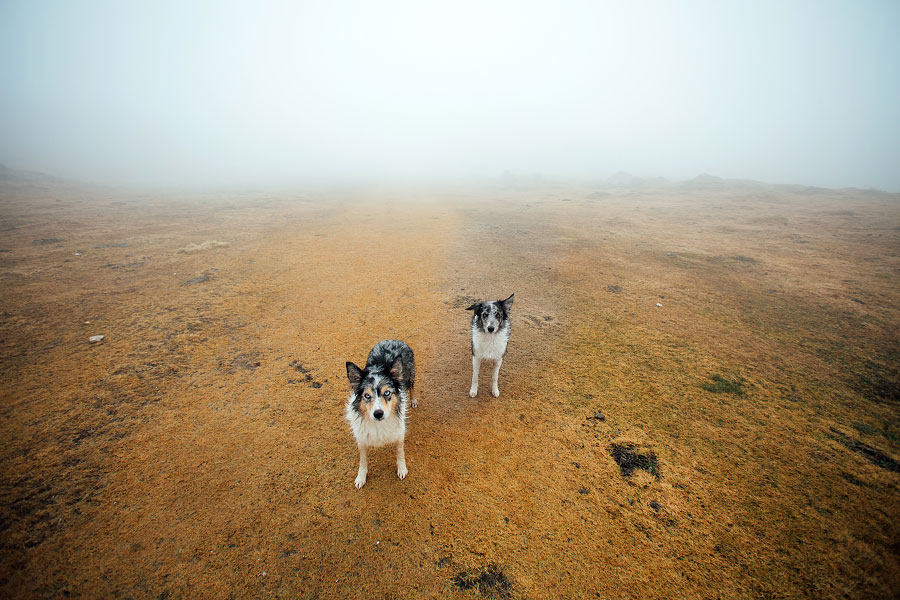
xmin=231 ymin=352 xmax=261 ymax=371
xmin=702 ymin=374 xmax=745 ymax=396
xmin=289 ymin=359 xmax=325 ymax=388
xmin=855 ymin=370 xmax=900 ymax=404
xmin=609 ymin=443 xmax=660 ymax=478
xmin=289 ymin=359 xmax=310 ymax=374
xmin=829 ymin=428 xmax=900 ymax=473
xmin=851 ymin=422 xmax=877 ymax=436
xmin=453 ymin=564 xmax=513 ymax=599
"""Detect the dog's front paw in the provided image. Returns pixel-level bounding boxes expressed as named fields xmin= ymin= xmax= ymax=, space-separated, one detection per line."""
xmin=410 ymin=397 xmax=418 ymax=408
xmin=354 ymin=473 xmax=367 ymax=489
xmin=397 ymin=463 xmax=408 ymax=480
xmin=491 ymin=386 xmax=500 ymax=397
xmin=468 ymin=387 xmax=478 ymax=398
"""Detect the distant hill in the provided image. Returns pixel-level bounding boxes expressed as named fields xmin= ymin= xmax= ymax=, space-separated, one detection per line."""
xmin=606 ymin=171 xmax=670 ymax=187
xmin=681 ymin=173 xmax=772 ymax=191
xmin=687 ymin=173 xmax=723 ymax=185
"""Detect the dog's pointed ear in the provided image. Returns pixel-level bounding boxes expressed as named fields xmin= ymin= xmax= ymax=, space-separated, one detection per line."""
xmin=389 ymin=356 xmax=403 ymax=380
xmin=465 ymin=302 xmax=479 ymax=311
xmin=346 ymin=362 xmax=364 ymax=388
xmin=501 ymin=293 xmax=514 ymax=313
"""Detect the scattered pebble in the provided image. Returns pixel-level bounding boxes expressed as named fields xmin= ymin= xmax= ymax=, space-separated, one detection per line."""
xmin=74 ymin=252 xmax=81 ymax=256
xmin=589 ymin=410 xmax=606 ymax=421
xmin=89 ymin=335 xmax=104 ymax=343
xmin=655 ymin=303 xmax=662 ymax=308
xmin=650 ymin=500 xmax=661 ymax=512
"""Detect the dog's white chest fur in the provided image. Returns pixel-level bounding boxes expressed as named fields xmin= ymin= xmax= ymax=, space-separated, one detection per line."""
xmin=345 ymin=394 xmax=407 ymax=449
xmin=471 ymin=325 xmax=510 ymax=360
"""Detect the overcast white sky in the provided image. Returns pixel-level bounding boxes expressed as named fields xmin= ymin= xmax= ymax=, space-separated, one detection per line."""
xmin=1 ymin=0 xmax=898 ymax=189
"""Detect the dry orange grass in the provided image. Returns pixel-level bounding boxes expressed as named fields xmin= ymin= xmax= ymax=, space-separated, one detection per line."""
xmin=1 ymin=179 xmax=898 ymax=598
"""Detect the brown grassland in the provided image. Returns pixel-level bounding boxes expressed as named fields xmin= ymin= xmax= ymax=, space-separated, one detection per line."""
xmin=1 ymin=177 xmax=898 ymax=598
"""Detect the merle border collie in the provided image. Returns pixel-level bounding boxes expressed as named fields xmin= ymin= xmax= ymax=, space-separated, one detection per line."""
xmin=345 ymin=340 xmax=416 ymax=489
xmin=466 ymin=294 xmax=514 ymax=397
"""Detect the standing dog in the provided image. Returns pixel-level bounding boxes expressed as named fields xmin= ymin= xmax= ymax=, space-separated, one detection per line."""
xmin=345 ymin=340 xmax=416 ymax=489
xmin=466 ymin=294 xmax=514 ymax=397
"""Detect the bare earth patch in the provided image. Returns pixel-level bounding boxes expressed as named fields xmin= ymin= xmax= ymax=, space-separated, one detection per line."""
xmin=177 ymin=240 xmax=229 ymax=253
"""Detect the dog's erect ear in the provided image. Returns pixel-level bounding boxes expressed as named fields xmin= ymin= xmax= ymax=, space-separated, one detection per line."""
xmin=501 ymin=293 xmax=514 ymax=314
xmin=465 ymin=302 xmax=480 ymax=311
xmin=389 ymin=356 xmax=403 ymax=380
xmin=346 ymin=362 xmax=364 ymax=388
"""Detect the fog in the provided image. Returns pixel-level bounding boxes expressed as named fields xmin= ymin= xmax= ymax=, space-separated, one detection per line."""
xmin=1 ymin=0 xmax=898 ymax=190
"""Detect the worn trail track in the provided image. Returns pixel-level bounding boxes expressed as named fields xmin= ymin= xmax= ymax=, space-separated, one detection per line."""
xmin=1 ymin=182 xmax=899 ymax=598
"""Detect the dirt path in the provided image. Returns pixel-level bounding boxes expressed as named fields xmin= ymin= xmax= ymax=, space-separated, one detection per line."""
xmin=1 ymin=182 xmax=899 ymax=598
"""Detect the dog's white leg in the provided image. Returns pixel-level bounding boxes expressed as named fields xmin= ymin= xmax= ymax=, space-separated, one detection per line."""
xmin=469 ymin=355 xmax=480 ymax=397
xmin=491 ymin=357 xmax=503 ymax=397
xmin=396 ymin=440 xmax=408 ymax=480
xmin=355 ymin=444 xmax=368 ymax=489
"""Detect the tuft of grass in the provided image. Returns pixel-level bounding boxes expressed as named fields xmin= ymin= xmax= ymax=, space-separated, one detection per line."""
xmin=851 ymin=422 xmax=877 ymax=436
xmin=453 ymin=564 xmax=513 ymax=599
xmin=702 ymin=375 xmax=745 ymax=396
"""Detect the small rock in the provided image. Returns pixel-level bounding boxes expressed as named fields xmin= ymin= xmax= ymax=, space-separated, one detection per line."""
xmin=184 ymin=275 xmax=209 ymax=285
xmin=590 ymin=410 xmax=606 ymax=421
xmin=655 ymin=303 xmax=662 ymax=308
xmin=89 ymin=335 xmax=104 ymax=343
xmin=578 ymin=487 xmax=589 ymax=494
xmin=650 ymin=500 xmax=661 ymax=512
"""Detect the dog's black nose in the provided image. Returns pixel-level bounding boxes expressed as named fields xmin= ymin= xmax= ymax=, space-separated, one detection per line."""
xmin=373 ymin=409 xmax=384 ymax=420
xmin=487 ymin=326 xmax=495 ymax=333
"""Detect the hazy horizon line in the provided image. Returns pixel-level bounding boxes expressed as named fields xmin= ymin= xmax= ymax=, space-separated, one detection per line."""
xmin=2 ymin=162 xmax=897 ymax=195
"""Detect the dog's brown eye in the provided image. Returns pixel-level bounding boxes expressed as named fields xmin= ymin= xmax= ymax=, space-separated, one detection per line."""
xmin=384 ymin=390 xmax=391 ymax=398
